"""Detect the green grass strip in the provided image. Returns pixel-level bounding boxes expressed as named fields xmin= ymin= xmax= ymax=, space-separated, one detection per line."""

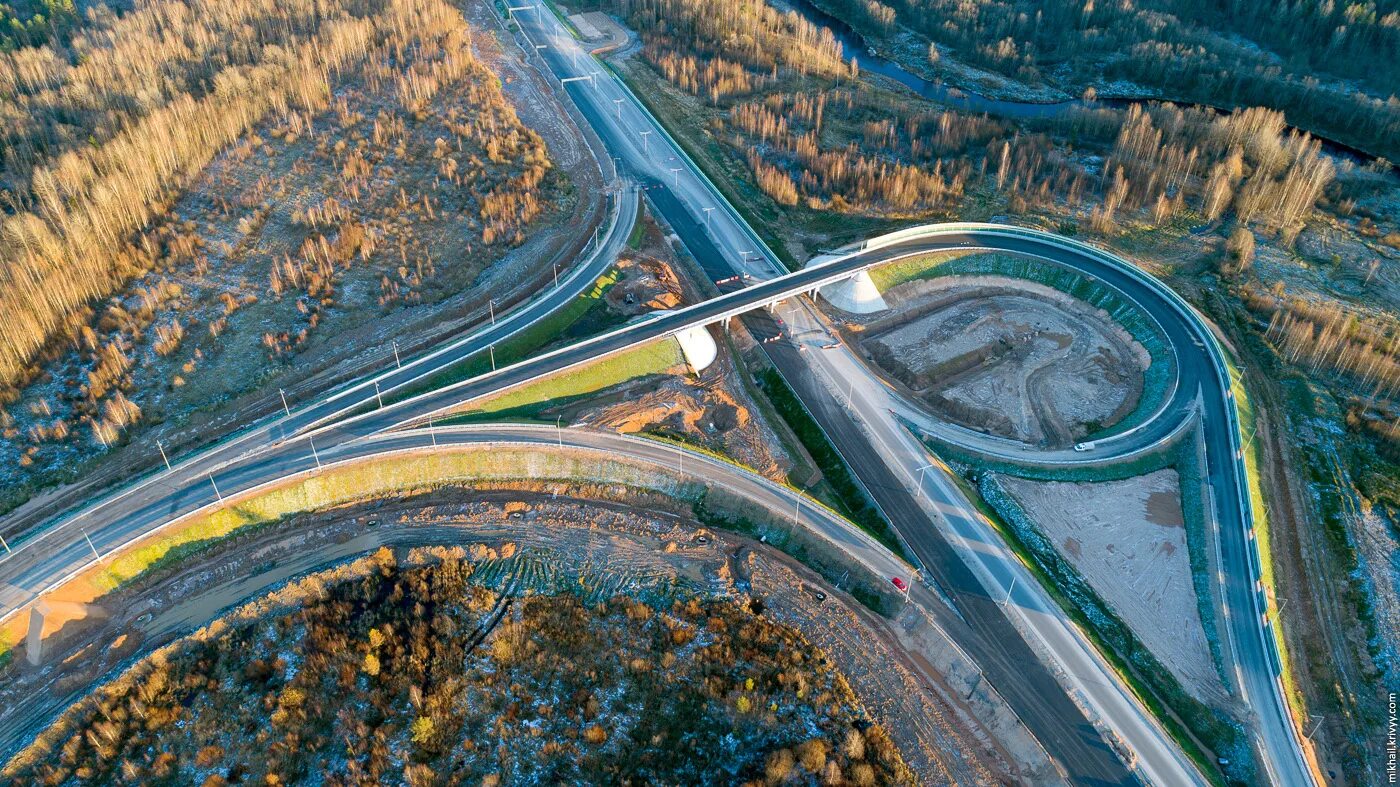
xmin=754 ymin=368 xmax=907 ymax=559
xmin=389 ymin=268 xmax=622 ymax=404
xmin=970 ymin=472 xmax=1244 ymax=785
xmin=453 ymin=339 xmax=684 ymax=420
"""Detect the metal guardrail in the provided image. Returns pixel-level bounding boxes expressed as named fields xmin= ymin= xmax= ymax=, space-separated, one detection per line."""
xmin=855 ymin=221 xmax=1312 ymax=784
xmin=0 ymin=187 xmax=632 ymax=563
xmin=0 ymin=425 xmax=912 ymax=628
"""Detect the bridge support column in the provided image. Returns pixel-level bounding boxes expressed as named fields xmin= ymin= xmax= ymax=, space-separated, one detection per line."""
xmin=817 ymin=270 xmax=887 ymax=314
xmin=675 ymin=325 xmax=718 ymax=373
xmin=25 ymin=605 xmax=44 ymax=666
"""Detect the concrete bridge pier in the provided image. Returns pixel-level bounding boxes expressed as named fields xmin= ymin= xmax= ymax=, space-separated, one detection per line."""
xmin=817 ymin=269 xmax=888 ymax=314
xmin=675 ymin=325 xmax=718 ymax=372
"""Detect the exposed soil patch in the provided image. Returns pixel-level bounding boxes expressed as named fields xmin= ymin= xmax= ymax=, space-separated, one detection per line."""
xmin=0 ymin=490 xmax=1029 ymax=783
xmin=565 ymin=348 xmax=794 ymax=480
xmin=855 ymin=276 xmax=1147 ymax=446
xmin=998 ymin=470 xmax=1228 ymax=705
xmin=607 ymin=254 xmax=684 ymax=314
xmin=521 ymin=224 xmax=799 ymax=482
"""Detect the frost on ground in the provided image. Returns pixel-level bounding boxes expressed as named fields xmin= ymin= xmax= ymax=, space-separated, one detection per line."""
xmin=998 ymin=470 xmax=1229 ymax=705
xmin=1354 ymin=502 xmax=1400 ymax=686
xmin=857 ymin=276 xmax=1146 ymax=446
xmin=0 ymin=491 xmax=1038 ymax=784
xmin=0 ymin=0 xmax=587 ymax=513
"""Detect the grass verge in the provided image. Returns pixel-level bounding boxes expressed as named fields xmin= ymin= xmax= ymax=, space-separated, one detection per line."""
xmin=387 ymin=268 xmax=623 ymax=405
xmin=754 ymin=368 xmax=907 ymax=559
xmin=1226 ymin=360 xmax=1315 ymax=737
xmin=914 ymin=428 xmax=1177 ymax=482
xmin=446 ymin=339 xmax=685 ymax=422
xmin=969 ymin=471 xmax=1245 ymax=785
xmin=2 ymin=444 xmax=904 ymax=667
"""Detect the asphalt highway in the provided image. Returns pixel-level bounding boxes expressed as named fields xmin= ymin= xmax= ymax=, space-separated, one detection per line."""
xmin=0 ymin=423 xmax=914 ymax=760
xmin=510 ymin=9 xmax=1311 ymax=784
xmin=0 ymin=223 xmax=1282 ymax=785
xmin=0 ymin=186 xmax=635 ymax=603
xmin=0 ymin=5 xmax=1314 ymax=786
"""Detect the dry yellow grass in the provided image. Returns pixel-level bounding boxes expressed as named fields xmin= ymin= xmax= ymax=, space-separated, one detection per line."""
xmin=0 ymin=446 xmax=703 ymax=662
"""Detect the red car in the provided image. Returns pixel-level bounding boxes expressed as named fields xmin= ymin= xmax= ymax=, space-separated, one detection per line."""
xmin=890 ymin=577 xmax=908 ymax=592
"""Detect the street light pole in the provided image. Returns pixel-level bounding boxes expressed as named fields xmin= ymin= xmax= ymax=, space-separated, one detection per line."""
xmin=1305 ymin=715 xmax=1324 ymax=740
xmin=82 ymin=529 xmax=101 ymax=562
xmin=157 ymin=439 xmax=171 ymax=471
xmin=279 ymin=388 xmax=291 ymax=416
xmin=374 ymin=381 xmax=384 ymax=408
xmin=309 ymin=435 xmax=321 ymax=469
xmin=208 ymin=472 xmax=223 ymax=503
xmin=489 ymin=299 xmax=496 ymax=325
xmin=639 ymin=129 xmax=651 ymax=154
xmin=392 ymin=340 xmax=401 ymax=368
xmin=1001 ymin=574 xmax=1017 ymax=606
xmin=914 ymin=463 xmax=934 ymax=499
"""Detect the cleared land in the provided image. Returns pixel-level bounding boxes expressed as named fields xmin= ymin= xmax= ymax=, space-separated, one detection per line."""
xmin=589 ymin=0 xmax=1400 ymax=771
xmin=997 ymin=470 xmax=1227 ymax=705
xmin=9 ymin=550 xmax=914 ymax=784
xmin=0 ymin=0 xmax=594 ymax=519
xmin=856 ymin=275 xmax=1148 ymax=445
xmin=0 ymin=490 xmax=1043 ymax=783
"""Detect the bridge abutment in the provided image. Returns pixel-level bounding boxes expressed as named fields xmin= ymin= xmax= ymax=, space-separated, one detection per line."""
xmin=817 ymin=269 xmax=888 ymax=314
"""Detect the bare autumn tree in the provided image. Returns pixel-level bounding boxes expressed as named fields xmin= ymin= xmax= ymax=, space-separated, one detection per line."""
xmin=0 ymin=0 xmax=498 ymax=390
xmin=814 ymin=0 xmax=1400 ymax=160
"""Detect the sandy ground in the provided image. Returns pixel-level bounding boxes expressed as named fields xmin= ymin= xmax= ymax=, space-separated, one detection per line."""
xmin=858 ymin=276 xmax=1146 ymax=446
xmin=998 ymin=470 xmax=1228 ymax=705
xmin=0 ymin=490 xmax=1054 ymax=784
xmin=567 ymin=11 xmax=630 ymax=55
xmin=568 ymin=351 xmax=796 ymax=480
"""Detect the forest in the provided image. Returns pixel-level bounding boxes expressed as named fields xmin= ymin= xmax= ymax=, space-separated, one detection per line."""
xmin=0 ymin=0 xmax=560 ymax=497
xmin=608 ymin=0 xmax=1400 ymax=463
xmin=815 ymin=0 xmax=1400 ymax=161
xmin=0 ymin=0 xmax=548 ymax=391
xmin=606 ymin=0 xmax=1400 ymax=774
xmin=4 ymin=548 xmax=914 ymax=785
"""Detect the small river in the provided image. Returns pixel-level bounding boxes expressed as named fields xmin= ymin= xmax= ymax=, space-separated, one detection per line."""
xmin=782 ymin=0 xmax=1378 ymax=164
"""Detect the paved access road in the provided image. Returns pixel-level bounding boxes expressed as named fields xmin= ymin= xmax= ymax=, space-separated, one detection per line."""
xmin=0 ymin=5 xmax=1314 ymax=786
xmin=0 ymin=186 xmax=634 ymax=605
xmin=0 ymin=422 xmax=914 ymax=759
xmin=511 ymin=8 xmax=1311 ymax=785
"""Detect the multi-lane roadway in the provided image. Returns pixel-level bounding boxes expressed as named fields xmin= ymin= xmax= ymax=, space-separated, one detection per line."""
xmin=505 ymin=9 xmax=1314 ymax=784
xmin=0 ymin=3 xmax=1316 ymax=786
